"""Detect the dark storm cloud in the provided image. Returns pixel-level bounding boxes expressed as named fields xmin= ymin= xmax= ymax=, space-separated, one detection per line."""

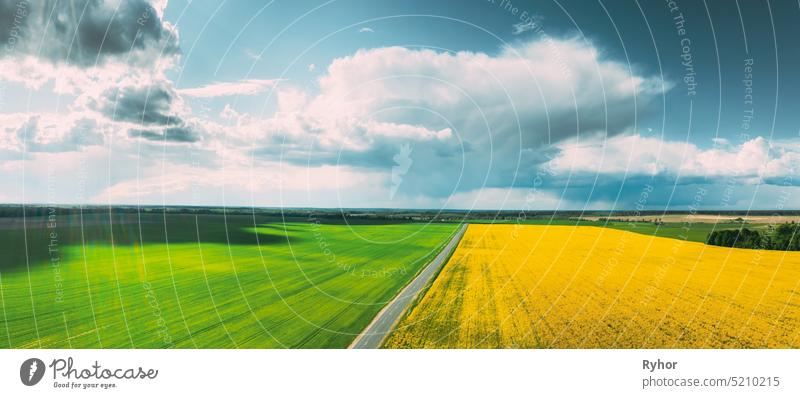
xmin=88 ymin=81 xmax=204 ymax=143
xmin=0 ymin=0 xmax=178 ymax=66
xmin=129 ymin=125 xmax=199 ymax=143
xmin=93 ymin=84 xmax=179 ymax=126
xmin=534 ymin=175 xmax=746 ymax=210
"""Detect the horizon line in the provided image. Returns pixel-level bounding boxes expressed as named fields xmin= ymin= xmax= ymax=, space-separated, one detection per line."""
xmin=2 ymin=203 xmax=800 ymax=214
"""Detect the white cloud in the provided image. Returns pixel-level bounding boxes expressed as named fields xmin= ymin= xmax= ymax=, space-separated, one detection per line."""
xmin=549 ymin=134 xmax=800 ymax=182
xmin=512 ymin=20 xmax=539 ymax=35
xmin=178 ymin=79 xmax=282 ymax=98
xmin=358 ymin=27 xmax=374 ymax=33
xmin=0 ymin=112 xmax=108 ymax=153
xmin=244 ymin=49 xmax=262 ymax=61
xmin=0 ymin=1 xmax=191 ymax=154
xmin=0 ymin=0 xmax=178 ymax=91
xmin=249 ymin=38 xmax=665 ymax=199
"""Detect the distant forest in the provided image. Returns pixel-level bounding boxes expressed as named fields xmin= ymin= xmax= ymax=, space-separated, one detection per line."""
xmin=707 ymin=222 xmax=800 ymax=251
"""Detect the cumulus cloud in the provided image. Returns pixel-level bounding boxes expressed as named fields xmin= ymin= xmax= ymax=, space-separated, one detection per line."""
xmin=0 ymin=112 xmax=106 ymax=154
xmin=0 ymin=82 xmax=202 ymax=149
xmin=252 ymin=38 xmax=665 ymax=199
xmin=79 ymin=78 xmax=206 ymax=142
xmin=178 ymin=79 xmax=282 ymax=98
xmin=0 ymin=0 xmax=178 ymax=90
xmin=128 ymin=125 xmax=200 ymax=143
xmin=549 ymin=134 xmax=800 ymax=183
xmin=0 ymin=0 xmax=187 ymax=150
xmin=0 ymin=0 xmax=178 ymax=66
xmin=89 ymin=82 xmax=181 ymax=125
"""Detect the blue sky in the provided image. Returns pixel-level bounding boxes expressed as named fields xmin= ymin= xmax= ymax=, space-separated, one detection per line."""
xmin=0 ymin=0 xmax=798 ymax=210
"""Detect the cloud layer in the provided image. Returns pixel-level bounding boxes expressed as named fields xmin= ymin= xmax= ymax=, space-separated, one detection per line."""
xmin=0 ymin=0 xmax=177 ymax=65
xmin=0 ymin=0 xmax=178 ymax=90
xmin=550 ymin=134 xmax=800 ymax=183
xmin=0 ymin=2 xmax=795 ymax=210
xmin=245 ymin=38 xmax=665 ymax=200
xmin=178 ymin=79 xmax=282 ymax=98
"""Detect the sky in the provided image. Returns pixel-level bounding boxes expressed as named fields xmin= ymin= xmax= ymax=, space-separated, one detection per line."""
xmin=0 ymin=0 xmax=798 ymax=211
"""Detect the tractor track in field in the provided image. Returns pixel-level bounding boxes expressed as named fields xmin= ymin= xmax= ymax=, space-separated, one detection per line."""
xmin=349 ymin=224 xmax=467 ymax=349
xmin=293 ymin=291 xmax=371 ymax=348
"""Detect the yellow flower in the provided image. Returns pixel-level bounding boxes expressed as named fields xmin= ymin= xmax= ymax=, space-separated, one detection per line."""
xmin=385 ymin=224 xmax=800 ymax=348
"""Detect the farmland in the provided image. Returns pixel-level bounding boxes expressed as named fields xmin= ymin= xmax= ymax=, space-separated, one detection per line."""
xmin=0 ymin=212 xmax=457 ymax=348
xmin=468 ymin=217 xmax=762 ymax=243
xmin=384 ymin=224 xmax=800 ymax=348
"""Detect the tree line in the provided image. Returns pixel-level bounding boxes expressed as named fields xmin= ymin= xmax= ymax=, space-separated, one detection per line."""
xmin=707 ymin=222 xmax=800 ymax=251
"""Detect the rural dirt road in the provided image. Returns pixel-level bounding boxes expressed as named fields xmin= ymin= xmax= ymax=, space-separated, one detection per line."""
xmin=349 ymin=223 xmax=468 ymax=349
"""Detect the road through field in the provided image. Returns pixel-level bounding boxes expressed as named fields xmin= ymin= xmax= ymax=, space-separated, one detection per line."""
xmin=350 ymin=224 xmax=467 ymax=349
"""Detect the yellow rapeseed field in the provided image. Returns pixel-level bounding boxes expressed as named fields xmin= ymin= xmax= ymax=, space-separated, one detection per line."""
xmin=384 ymin=224 xmax=800 ymax=348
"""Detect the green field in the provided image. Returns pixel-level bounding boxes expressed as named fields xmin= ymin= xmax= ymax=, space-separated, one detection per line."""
xmin=0 ymin=213 xmax=457 ymax=348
